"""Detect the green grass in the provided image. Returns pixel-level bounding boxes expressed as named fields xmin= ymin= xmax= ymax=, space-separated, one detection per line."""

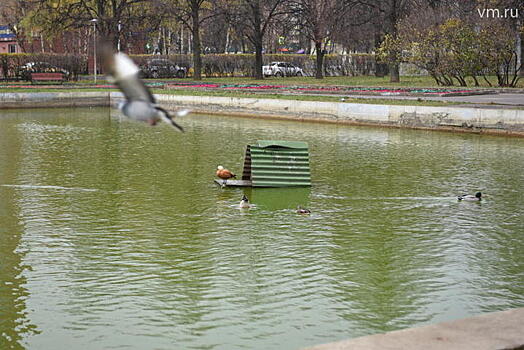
xmin=0 ymin=87 xmax=116 ymax=93
xmin=3 ymin=74 xmax=522 ymax=88
xmin=185 ymin=75 xmax=442 ymax=87
xmin=171 ymin=75 xmax=524 ymax=89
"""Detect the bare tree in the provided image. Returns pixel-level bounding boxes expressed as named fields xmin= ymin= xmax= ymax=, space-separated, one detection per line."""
xmin=23 ymin=0 xmax=155 ymax=50
xmin=155 ymin=0 xmax=216 ymax=79
xmin=363 ymin=0 xmax=413 ymax=82
xmin=288 ymin=0 xmax=367 ymax=79
xmin=221 ymin=0 xmax=288 ymax=79
xmin=200 ymin=12 xmax=229 ymax=53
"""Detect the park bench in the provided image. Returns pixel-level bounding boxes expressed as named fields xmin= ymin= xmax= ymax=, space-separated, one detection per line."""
xmin=30 ymin=72 xmax=65 ymax=84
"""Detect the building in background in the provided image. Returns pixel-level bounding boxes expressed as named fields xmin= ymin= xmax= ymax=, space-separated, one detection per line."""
xmin=0 ymin=25 xmax=19 ymax=53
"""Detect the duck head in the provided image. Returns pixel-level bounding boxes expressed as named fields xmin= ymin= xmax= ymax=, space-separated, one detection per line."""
xmin=475 ymin=192 xmax=482 ymax=198
xmin=297 ymin=206 xmax=311 ymax=214
xmin=217 ymin=165 xmax=224 ymax=170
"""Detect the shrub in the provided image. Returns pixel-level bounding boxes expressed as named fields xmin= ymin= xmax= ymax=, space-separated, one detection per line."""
xmin=379 ymin=18 xmax=522 ymax=87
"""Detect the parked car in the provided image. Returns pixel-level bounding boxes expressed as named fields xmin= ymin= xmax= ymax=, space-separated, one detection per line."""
xmin=263 ymin=62 xmax=304 ymax=77
xmin=140 ymin=58 xmax=187 ymax=79
xmin=17 ymin=62 xmax=70 ymax=81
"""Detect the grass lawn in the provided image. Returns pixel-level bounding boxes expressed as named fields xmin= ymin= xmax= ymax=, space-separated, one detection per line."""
xmin=2 ymin=75 xmax=522 ymax=88
xmin=186 ymin=75 xmax=447 ymax=88
xmin=3 ymin=73 xmax=524 ymax=109
xmin=0 ymin=88 xmax=113 ymax=92
xmin=171 ymin=75 xmax=524 ymax=89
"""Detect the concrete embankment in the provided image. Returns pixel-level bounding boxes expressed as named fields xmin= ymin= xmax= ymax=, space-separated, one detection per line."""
xmin=0 ymin=91 xmax=109 ymax=108
xmin=1 ymin=91 xmax=524 ymax=136
xmin=150 ymin=94 xmax=524 ymax=136
xmin=302 ymin=307 xmax=524 ymax=350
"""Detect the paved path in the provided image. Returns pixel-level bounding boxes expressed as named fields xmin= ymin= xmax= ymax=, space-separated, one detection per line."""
xmin=435 ymin=93 xmax=524 ymax=105
xmin=303 ymin=308 xmax=524 ymax=350
xmin=296 ymin=92 xmax=524 ymax=107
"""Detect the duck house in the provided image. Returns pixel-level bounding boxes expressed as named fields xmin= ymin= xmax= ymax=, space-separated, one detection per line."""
xmin=215 ymin=140 xmax=311 ymax=187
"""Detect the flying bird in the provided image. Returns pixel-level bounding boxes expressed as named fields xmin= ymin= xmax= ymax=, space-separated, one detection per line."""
xmin=102 ymin=46 xmax=186 ymax=131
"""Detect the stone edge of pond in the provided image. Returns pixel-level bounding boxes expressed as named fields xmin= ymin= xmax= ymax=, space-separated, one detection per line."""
xmin=1 ymin=91 xmax=523 ymax=137
xmin=301 ymin=307 xmax=524 ymax=350
xmin=0 ymin=91 xmax=109 ymax=109
xmin=151 ymin=94 xmax=524 ymax=137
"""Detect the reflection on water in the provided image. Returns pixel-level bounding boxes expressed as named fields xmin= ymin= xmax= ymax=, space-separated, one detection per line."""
xmin=0 ymin=124 xmax=39 ymax=350
xmin=0 ymin=107 xmax=523 ymax=350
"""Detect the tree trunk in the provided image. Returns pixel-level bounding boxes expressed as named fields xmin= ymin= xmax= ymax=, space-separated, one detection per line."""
xmin=191 ymin=1 xmax=202 ymax=80
xmin=472 ymin=75 xmax=479 ymax=87
xmin=252 ymin=1 xmax=264 ymax=79
xmin=315 ymin=41 xmax=324 ymax=79
xmin=482 ymin=74 xmax=492 ymax=87
xmin=166 ymin=29 xmax=171 ymax=55
xmin=387 ymin=0 xmax=400 ymax=83
xmin=180 ymin=27 xmax=184 ymax=54
xmin=224 ymin=27 xmax=230 ymax=53
xmin=254 ymin=37 xmax=263 ymax=79
xmin=374 ymin=31 xmax=387 ymax=77
xmin=519 ymin=20 xmax=524 ymax=77
xmin=389 ymin=63 xmax=399 ymax=82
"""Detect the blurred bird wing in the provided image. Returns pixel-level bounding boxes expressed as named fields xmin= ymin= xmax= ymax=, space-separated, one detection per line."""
xmin=115 ymin=77 xmax=156 ymax=104
xmin=111 ymin=53 xmax=156 ymax=103
xmin=156 ymin=107 xmax=184 ymax=132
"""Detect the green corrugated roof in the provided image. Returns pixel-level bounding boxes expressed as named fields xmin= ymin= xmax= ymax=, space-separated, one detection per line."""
xmin=243 ymin=140 xmax=311 ymax=187
xmin=255 ymin=140 xmax=309 ymax=149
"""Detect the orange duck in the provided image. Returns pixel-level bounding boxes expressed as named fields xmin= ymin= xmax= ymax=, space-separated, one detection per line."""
xmin=216 ymin=165 xmax=236 ymax=185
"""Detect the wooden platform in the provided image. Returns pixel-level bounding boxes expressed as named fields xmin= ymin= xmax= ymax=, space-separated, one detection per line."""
xmin=214 ymin=179 xmax=253 ymax=187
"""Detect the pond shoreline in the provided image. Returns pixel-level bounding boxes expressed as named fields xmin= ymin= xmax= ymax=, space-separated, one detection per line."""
xmin=1 ymin=91 xmax=523 ymax=137
xmin=303 ymin=307 xmax=524 ymax=350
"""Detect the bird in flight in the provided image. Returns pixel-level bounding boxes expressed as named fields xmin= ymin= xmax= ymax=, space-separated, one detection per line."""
xmin=102 ymin=44 xmax=187 ymax=131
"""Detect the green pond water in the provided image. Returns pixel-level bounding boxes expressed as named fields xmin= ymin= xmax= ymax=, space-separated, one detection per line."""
xmin=0 ymin=107 xmax=523 ymax=350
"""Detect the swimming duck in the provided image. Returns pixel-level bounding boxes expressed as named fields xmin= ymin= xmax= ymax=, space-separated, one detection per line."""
xmin=239 ymin=195 xmax=251 ymax=209
xmin=296 ymin=206 xmax=311 ymax=214
xmin=458 ymin=192 xmax=482 ymax=201
xmin=216 ymin=165 xmax=236 ymax=185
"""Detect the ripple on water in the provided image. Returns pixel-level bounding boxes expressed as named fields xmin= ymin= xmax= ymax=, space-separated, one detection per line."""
xmin=0 ymin=109 xmax=523 ymax=350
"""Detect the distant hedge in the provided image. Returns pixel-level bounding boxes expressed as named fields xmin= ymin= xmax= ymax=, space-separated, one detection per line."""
xmin=0 ymin=53 xmax=87 ymax=81
xmin=0 ymin=52 xmax=375 ymax=80
xmin=131 ymin=53 xmax=376 ymax=77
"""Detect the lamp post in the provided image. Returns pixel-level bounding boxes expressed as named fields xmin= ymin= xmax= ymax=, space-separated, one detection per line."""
xmin=90 ymin=18 xmax=98 ymax=84
xmin=117 ymin=21 xmax=122 ymax=52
